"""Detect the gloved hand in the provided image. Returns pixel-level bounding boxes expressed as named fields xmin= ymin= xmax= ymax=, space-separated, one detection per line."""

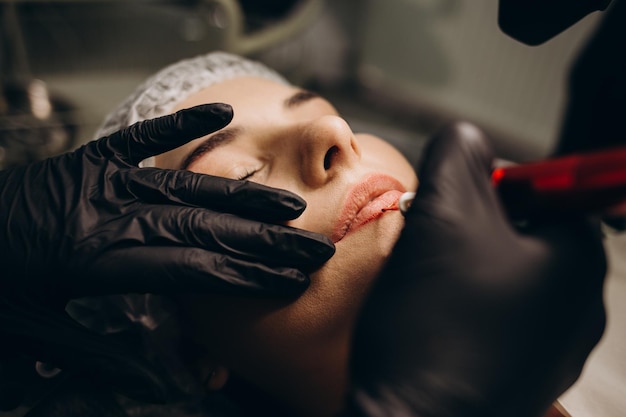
xmin=0 ymin=103 xmax=334 ymax=408
xmin=0 ymin=103 xmax=334 ymax=298
xmin=347 ymin=122 xmax=607 ymax=417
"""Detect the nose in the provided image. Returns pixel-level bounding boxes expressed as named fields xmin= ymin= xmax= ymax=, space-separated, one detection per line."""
xmin=298 ymin=115 xmax=361 ymax=187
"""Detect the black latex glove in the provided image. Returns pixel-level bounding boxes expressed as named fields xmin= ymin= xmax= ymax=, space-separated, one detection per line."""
xmin=347 ymin=122 xmax=607 ymax=417
xmin=0 ymin=103 xmax=334 ymax=408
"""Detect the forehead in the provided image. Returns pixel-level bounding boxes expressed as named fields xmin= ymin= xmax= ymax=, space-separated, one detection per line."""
xmin=171 ymin=76 xmax=297 ymax=113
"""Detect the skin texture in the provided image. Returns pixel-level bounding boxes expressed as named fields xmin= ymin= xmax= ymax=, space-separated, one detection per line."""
xmin=154 ymin=77 xmax=418 ymax=417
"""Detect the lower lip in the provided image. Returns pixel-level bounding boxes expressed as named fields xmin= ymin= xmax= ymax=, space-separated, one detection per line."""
xmin=338 ymin=189 xmax=404 ymax=241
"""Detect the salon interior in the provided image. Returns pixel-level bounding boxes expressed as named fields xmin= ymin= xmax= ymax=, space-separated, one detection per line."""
xmin=0 ymin=1 xmax=624 ymax=416
xmin=1 ymin=0 xmax=605 ymax=167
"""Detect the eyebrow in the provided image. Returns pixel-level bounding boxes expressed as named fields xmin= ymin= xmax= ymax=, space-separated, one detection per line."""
xmin=180 ymin=127 xmax=239 ymax=169
xmin=180 ymin=89 xmax=322 ymax=170
xmin=284 ymin=89 xmax=321 ymax=109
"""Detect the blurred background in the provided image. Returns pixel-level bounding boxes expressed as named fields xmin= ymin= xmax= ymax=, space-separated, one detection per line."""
xmin=0 ymin=0 xmax=603 ymax=170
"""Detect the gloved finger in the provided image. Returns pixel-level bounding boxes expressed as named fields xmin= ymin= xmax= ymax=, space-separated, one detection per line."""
xmin=129 ymin=205 xmax=335 ymax=266
xmin=126 ymin=168 xmax=308 ymax=221
xmin=412 ymin=121 xmax=504 ymax=223
xmin=71 ymin=247 xmax=313 ymax=297
xmin=0 ymin=295 xmax=174 ymax=403
xmin=107 ymin=103 xmax=233 ymax=165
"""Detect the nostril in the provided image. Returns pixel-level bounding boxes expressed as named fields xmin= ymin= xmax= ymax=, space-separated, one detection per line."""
xmin=323 ymin=146 xmax=339 ymax=170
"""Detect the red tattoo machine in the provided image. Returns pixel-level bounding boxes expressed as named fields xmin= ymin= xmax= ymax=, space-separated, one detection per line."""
xmin=387 ymin=146 xmax=626 ymax=220
xmin=492 ymin=146 xmax=626 ymax=220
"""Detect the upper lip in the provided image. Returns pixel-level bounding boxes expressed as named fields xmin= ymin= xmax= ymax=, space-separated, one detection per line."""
xmin=332 ymin=173 xmax=406 ymax=242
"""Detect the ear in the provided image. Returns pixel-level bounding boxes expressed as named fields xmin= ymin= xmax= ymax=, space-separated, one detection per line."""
xmin=195 ymin=355 xmax=230 ymax=391
xmin=180 ymin=333 xmax=231 ymax=391
xmin=205 ymin=365 xmax=230 ymax=391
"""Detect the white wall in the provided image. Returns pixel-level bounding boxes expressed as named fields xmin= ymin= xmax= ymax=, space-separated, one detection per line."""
xmin=356 ymin=0 xmax=602 ymax=160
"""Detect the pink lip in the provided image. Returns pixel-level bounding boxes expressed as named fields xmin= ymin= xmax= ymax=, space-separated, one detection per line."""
xmin=331 ymin=173 xmax=406 ymax=242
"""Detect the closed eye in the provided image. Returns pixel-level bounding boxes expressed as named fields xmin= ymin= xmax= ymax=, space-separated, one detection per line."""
xmin=237 ymin=169 xmax=259 ymax=181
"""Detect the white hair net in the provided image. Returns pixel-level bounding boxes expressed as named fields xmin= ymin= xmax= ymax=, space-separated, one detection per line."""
xmin=96 ymin=51 xmax=289 ymax=139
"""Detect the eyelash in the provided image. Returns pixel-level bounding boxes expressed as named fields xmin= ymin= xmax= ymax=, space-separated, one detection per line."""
xmin=237 ymin=169 xmax=259 ymax=181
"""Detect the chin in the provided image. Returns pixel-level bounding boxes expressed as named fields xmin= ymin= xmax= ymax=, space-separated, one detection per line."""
xmin=317 ymin=210 xmax=405 ymax=297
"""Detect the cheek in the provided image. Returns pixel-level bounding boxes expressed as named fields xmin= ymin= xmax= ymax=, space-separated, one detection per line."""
xmin=286 ymin=192 xmax=343 ymax=239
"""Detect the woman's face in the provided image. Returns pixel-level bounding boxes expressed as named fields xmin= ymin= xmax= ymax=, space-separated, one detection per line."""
xmin=155 ymin=77 xmax=417 ymax=417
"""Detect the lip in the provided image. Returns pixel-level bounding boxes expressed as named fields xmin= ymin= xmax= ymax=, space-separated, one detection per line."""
xmin=331 ymin=173 xmax=406 ymax=242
